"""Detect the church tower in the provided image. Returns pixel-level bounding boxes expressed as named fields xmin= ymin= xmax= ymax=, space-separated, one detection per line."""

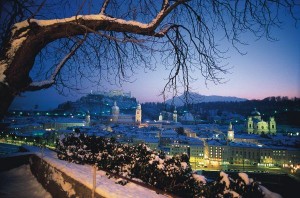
xmin=159 ymin=113 xmax=163 ymax=121
xmin=173 ymin=107 xmax=178 ymax=123
xmin=269 ymin=117 xmax=277 ymax=134
xmin=246 ymin=117 xmax=254 ymax=134
xmin=85 ymin=111 xmax=91 ymax=126
xmin=135 ymin=103 xmax=142 ymax=124
xmin=227 ymin=122 xmax=234 ymax=141
xmin=111 ymin=101 xmax=120 ymax=122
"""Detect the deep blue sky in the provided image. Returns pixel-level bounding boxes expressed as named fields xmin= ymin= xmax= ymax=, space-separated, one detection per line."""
xmin=10 ymin=5 xmax=300 ymax=111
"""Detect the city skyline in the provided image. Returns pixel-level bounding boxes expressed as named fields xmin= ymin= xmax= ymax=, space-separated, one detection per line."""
xmin=11 ymin=11 xmax=300 ymax=111
xmin=1 ymin=2 xmax=299 ymax=198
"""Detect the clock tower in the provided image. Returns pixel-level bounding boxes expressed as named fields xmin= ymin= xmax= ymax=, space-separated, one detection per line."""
xmin=135 ymin=103 xmax=142 ymax=124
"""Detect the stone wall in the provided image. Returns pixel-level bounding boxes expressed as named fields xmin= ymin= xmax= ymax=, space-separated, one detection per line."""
xmin=0 ymin=154 xmax=103 ymax=198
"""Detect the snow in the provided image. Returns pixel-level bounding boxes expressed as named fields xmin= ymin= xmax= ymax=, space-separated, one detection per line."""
xmin=220 ymin=171 xmax=230 ymax=188
xmin=223 ymin=189 xmax=240 ymax=198
xmin=1 ymin=144 xmax=285 ymax=198
xmin=180 ymin=162 xmax=188 ymax=169
xmin=23 ymin=146 xmax=168 ymax=198
xmin=238 ymin=172 xmax=250 ymax=185
xmin=7 ymin=36 xmax=27 ymax=56
xmin=1 ymin=28 xmax=27 ymax=83
xmin=192 ymin=174 xmax=206 ymax=184
xmin=157 ymin=164 xmax=165 ymax=170
xmin=2 ymin=11 xmax=159 ymax=83
xmin=0 ymin=164 xmax=52 ymax=198
xmin=0 ymin=60 xmax=6 ymax=82
xmin=49 ymin=166 xmax=76 ymax=197
xmin=13 ymin=14 xmax=150 ymax=36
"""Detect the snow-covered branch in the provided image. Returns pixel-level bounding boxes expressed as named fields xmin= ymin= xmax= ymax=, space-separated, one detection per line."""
xmin=2 ymin=0 xmax=187 ymax=90
xmin=148 ymin=0 xmax=189 ymax=31
xmin=11 ymin=1 xmax=188 ymax=39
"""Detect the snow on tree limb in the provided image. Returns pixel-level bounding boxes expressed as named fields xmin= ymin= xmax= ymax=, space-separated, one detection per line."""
xmin=0 ymin=0 xmax=188 ymax=93
xmin=11 ymin=0 xmax=188 ymax=40
xmin=0 ymin=60 xmax=6 ymax=83
xmin=1 ymin=0 xmax=189 ymax=90
xmin=0 ymin=35 xmax=28 ymax=83
xmin=0 ymin=0 xmax=298 ymax=119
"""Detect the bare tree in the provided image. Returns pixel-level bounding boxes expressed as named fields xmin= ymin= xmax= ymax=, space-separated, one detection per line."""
xmin=0 ymin=0 xmax=298 ymax=118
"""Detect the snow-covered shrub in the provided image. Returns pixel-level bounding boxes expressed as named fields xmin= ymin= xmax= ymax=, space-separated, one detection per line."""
xmin=56 ymin=133 xmax=267 ymax=197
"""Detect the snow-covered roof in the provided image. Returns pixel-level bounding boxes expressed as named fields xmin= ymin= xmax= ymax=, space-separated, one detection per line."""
xmin=206 ymin=139 xmax=227 ymax=146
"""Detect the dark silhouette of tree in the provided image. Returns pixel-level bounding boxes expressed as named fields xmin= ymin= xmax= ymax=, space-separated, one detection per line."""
xmin=0 ymin=0 xmax=299 ymax=119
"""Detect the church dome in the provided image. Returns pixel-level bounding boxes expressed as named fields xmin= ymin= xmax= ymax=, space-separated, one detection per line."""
xmin=112 ymin=104 xmax=119 ymax=111
xmin=182 ymin=112 xmax=194 ymax=121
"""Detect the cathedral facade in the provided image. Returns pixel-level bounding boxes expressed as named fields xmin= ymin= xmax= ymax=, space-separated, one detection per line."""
xmin=246 ymin=109 xmax=276 ymax=135
xmin=109 ymin=101 xmax=142 ymax=125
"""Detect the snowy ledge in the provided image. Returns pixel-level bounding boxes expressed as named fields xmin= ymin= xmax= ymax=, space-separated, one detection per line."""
xmin=21 ymin=145 xmax=168 ymax=198
xmin=1 ymin=145 xmax=284 ymax=198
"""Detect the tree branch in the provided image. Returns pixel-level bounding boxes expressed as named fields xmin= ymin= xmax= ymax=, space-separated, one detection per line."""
xmin=12 ymin=0 xmax=189 ymax=40
xmin=27 ymin=34 xmax=86 ymax=91
xmin=100 ymin=0 xmax=110 ymax=15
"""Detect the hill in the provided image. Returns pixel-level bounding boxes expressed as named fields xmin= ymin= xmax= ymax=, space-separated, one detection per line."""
xmin=165 ymin=92 xmax=247 ymax=106
xmin=56 ymin=93 xmax=137 ymax=115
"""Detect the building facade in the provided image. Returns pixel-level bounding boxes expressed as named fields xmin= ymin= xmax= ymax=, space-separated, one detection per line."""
xmin=246 ymin=109 xmax=276 ymax=135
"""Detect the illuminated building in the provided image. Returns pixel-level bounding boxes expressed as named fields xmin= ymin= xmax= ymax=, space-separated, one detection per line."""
xmin=246 ymin=109 xmax=276 ymax=135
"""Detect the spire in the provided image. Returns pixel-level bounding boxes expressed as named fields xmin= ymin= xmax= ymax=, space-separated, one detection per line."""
xmin=173 ymin=106 xmax=178 ymax=123
xmin=85 ymin=110 xmax=91 ymax=126
xmin=135 ymin=103 xmax=142 ymax=124
xmin=228 ymin=122 xmax=233 ymax=131
xmin=227 ymin=122 xmax=234 ymax=141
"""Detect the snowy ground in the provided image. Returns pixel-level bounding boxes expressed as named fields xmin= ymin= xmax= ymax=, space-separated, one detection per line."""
xmin=0 ymin=164 xmax=52 ymax=198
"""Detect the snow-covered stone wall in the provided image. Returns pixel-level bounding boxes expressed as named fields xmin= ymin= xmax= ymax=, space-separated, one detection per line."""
xmin=0 ymin=154 xmax=103 ymax=198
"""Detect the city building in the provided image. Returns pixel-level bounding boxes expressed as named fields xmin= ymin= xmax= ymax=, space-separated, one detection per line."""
xmin=43 ymin=118 xmax=86 ymax=130
xmin=91 ymin=90 xmax=131 ymax=98
xmin=246 ymin=109 xmax=276 ymax=135
xmin=109 ymin=102 xmax=142 ymax=125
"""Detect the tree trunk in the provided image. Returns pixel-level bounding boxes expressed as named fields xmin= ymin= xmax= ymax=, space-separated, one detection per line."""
xmin=0 ymin=83 xmax=15 ymax=120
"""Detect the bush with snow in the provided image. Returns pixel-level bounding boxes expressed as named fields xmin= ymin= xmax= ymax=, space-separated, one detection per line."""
xmin=56 ymin=133 xmax=270 ymax=197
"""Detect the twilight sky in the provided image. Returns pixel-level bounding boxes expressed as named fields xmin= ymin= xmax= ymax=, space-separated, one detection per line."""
xmin=11 ymin=10 xmax=300 ymax=111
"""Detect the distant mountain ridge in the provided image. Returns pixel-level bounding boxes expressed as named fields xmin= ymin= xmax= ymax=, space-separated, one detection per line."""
xmin=165 ymin=92 xmax=247 ymax=106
